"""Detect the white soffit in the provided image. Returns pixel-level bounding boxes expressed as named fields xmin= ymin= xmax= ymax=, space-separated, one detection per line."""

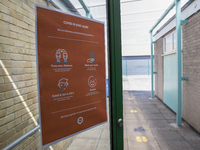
xmin=154 ymin=0 xmax=200 ymax=41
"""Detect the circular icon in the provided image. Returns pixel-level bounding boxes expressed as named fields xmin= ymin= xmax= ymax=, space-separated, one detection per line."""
xmin=58 ymin=78 xmax=68 ymax=92
xmin=88 ymin=76 xmax=97 ymax=88
xmin=77 ymin=117 xmax=83 ymax=124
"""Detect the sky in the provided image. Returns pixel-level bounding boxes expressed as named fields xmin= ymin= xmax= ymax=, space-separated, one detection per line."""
xmin=70 ymin=0 xmax=189 ymax=56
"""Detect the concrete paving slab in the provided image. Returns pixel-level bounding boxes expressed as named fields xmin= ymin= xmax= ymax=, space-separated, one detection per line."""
xmin=157 ymin=140 xmax=194 ymax=150
xmin=162 ymin=113 xmax=176 ymax=120
xmin=123 ymin=100 xmax=138 ymax=106
xmin=100 ymin=129 xmax=109 ymax=139
xmin=95 ymin=138 xmax=110 ymax=150
xmin=136 ymin=97 xmax=150 ymax=101
xmin=178 ymin=130 xmax=200 ymax=141
xmin=124 ymin=120 xmax=149 ymax=131
xmin=124 ymin=114 xmax=146 ymax=122
xmin=152 ymin=130 xmax=184 ymax=141
xmin=147 ymin=120 xmax=172 ymax=129
xmin=137 ymin=101 xmax=153 ymax=105
xmin=142 ymin=109 xmax=160 ymax=114
xmin=154 ymin=104 xmax=168 ymax=109
xmin=128 ymin=141 xmax=161 ymax=150
xmin=66 ymin=138 xmax=99 ymax=150
xmin=144 ymin=114 xmax=166 ymax=120
xmin=159 ymin=108 xmax=175 ymax=114
xmin=76 ymin=129 xmax=102 ymax=139
xmin=140 ymin=104 xmax=157 ymax=109
xmin=188 ymin=140 xmax=200 ymax=150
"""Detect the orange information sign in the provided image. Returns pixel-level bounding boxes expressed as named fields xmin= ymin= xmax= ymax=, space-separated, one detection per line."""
xmin=36 ymin=5 xmax=107 ymax=148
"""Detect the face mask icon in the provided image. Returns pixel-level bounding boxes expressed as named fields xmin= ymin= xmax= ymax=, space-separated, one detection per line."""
xmin=58 ymin=78 xmax=68 ymax=91
xmin=56 ymin=49 xmax=68 ymax=63
xmin=88 ymin=76 xmax=97 ymax=88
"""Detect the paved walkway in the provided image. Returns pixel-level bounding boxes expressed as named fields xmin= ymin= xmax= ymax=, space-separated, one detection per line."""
xmin=123 ymin=76 xmax=200 ymax=150
xmin=65 ymin=76 xmax=200 ymax=150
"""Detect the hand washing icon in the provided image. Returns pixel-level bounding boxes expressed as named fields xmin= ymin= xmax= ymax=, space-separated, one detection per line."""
xmin=87 ymin=51 xmax=95 ymax=63
xmin=56 ymin=49 xmax=68 ymax=63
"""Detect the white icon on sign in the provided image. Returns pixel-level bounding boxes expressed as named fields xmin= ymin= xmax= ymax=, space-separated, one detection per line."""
xmin=56 ymin=49 xmax=68 ymax=63
xmin=77 ymin=117 xmax=83 ymax=124
xmin=58 ymin=78 xmax=68 ymax=92
xmin=87 ymin=51 xmax=95 ymax=63
xmin=88 ymin=76 xmax=97 ymax=88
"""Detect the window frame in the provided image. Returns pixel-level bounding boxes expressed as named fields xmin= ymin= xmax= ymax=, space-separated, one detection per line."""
xmin=163 ymin=30 xmax=177 ymax=54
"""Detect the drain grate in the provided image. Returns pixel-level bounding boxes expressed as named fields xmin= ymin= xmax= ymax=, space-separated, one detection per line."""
xmin=134 ymin=127 xmax=145 ymax=132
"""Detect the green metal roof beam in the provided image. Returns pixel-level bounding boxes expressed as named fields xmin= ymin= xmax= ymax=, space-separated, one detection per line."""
xmin=78 ymin=0 xmax=93 ymax=19
xmin=149 ymin=1 xmax=175 ymax=33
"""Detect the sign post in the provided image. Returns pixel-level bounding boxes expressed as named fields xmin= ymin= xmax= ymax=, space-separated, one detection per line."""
xmin=36 ymin=5 xmax=107 ymax=148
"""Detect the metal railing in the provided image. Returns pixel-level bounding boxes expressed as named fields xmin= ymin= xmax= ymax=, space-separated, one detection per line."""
xmin=2 ymin=126 xmax=40 ymax=150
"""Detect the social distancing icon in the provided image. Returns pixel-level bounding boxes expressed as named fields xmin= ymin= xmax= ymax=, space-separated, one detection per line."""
xmin=56 ymin=49 xmax=68 ymax=63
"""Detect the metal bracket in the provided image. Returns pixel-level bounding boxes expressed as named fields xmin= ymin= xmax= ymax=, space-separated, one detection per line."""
xmin=153 ymin=72 xmax=157 ymax=74
xmin=181 ymin=77 xmax=188 ymax=81
xmin=181 ymin=20 xmax=188 ymax=24
xmin=153 ymin=41 xmax=156 ymax=44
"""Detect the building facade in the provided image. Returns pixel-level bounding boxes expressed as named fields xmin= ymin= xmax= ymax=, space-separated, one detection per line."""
xmin=154 ymin=0 xmax=200 ymax=132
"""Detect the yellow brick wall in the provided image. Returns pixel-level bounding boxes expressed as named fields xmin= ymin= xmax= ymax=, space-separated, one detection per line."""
xmin=154 ymin=38 xmax=163 ymax=100
xmin=182 ymin=10 xmax=200 ymax=133
xmin=0 ymin=0 xmax=74 ymax=149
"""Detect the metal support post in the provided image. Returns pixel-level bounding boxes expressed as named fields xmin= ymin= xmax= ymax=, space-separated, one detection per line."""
xmin=149 ymin=0 xmax=183 ymax=127
xmin=78 ymin=0 xmax=93 ymax=19
xmin=150 ymin=31 xmax=154 ymax=99
xmin=126 ymin=60 xmax=127 ymax=77
xmin=148 ymin=58 xmax=150 ymax=76
xmin=176 ymin=0 xmax=182 ymax=126
xmin=107 ymin=0 xmax=124 ymax=149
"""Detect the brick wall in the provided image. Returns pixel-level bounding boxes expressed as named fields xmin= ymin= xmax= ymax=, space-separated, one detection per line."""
xmin=154 ymin=38 xmax=163 ymax=100
xmin=0 ymin=0 xmax=74 ymax=149
xmin=182 ymin=10 xmax=200 ymax=133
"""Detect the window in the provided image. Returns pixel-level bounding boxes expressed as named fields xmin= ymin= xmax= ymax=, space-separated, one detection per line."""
xmin=163 ymin=31 xmax=177 ymax=54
